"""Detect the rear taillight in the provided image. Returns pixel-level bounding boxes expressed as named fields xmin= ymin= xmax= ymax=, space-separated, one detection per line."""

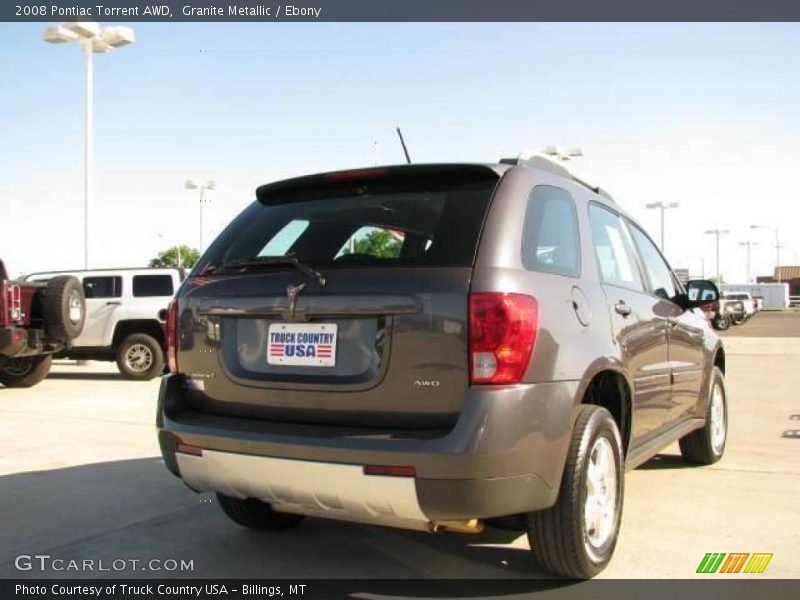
xmin=166 ymin=299 xmax=178 ymax=372
xmin=469 ymin=293 xmax=538 ymax=384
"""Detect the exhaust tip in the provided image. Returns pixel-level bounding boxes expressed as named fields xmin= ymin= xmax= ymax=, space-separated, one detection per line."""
xmin=430 ymin=519 xmax=484 ymax=534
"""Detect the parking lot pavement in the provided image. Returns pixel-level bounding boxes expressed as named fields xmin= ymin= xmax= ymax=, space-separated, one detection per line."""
xmin=719 ymin=309 xmax=800 ymax=337
xmin=0 ymin=341 xmax=798 ymax=580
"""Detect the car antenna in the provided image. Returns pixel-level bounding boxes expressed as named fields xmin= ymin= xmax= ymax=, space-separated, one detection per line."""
xmin=396 ymin=126 xmax=412 ymax=164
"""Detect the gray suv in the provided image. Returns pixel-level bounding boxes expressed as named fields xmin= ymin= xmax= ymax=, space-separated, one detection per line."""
xmin=157 ymin=157 xmax=727 ymax=578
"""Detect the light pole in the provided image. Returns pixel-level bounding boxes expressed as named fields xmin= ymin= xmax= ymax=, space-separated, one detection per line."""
xmin=185 ymin=180 xmax=217 ymax=252
xmin=645 ymin=201 xmax=680 ymax=253
xmin=739 ymin=241 xmax=758 ymax=283
xmin=705 ymin=229 xmax=729 ymax=283
xmin=750 ymin=224 xmax=782 ymax=283
xmin=43 ymin=23 xmax=135 ymax=269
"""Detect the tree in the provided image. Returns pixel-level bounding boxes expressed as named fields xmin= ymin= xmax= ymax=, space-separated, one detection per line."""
xmin=347 ymin=230 xmax=403 ymax=258
xmin=149 ymin=245 xmax=200 ymax=269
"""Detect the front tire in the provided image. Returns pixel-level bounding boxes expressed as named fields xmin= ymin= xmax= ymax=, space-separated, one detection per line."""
xmin=679 ymin=367 xmax=727 ymax=465
xmin=526 ymin=405 xmax=624 ymax=579
xmin=0 ymin=354 xmax=52 ymax=388
xmin=116 ymin=333 xmax=164 ymax=380
xmin=217 ymin=494 xmax=305 ymax=531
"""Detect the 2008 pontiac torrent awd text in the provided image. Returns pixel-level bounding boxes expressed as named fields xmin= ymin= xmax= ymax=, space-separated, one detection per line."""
xmin=156 ymin=156 xmax=728 ymax=578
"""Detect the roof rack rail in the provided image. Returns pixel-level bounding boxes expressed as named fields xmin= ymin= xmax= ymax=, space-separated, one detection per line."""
xmin=500 ymin=152 xmax=616 ymax=204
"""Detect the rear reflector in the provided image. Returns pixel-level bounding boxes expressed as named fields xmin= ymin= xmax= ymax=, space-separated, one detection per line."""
xmin=176 ymin=443 xmax=203 ymax=456
xmin=165 ymin=299 xmax=178 ymax=373
xmin=364 ymin=465 xmax=416 ymax=477
xmin=469 ymin=293 xmax=538 ymax=384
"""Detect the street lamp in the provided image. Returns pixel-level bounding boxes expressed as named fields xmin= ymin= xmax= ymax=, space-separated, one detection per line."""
xmin=644 ymin=201 xmax=680 ymax=253
xmin=739 ymin=241 xmax=758 ymax=284
xmin=750 ymin=224 xmax=782 ymax=283
xmin=185 ymin=180 xmax=217 ymax=252
xmin=43 ymin=22 xmax=135 ymax=269
xmin=705 ymin=229 xmax=729 ymax=283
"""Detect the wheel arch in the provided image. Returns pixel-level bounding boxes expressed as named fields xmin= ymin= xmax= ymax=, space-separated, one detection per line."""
xmin=112 ymin=319 xmax=166 ymax=349
xmin=577 ymin=363 xmax=633 ymax=457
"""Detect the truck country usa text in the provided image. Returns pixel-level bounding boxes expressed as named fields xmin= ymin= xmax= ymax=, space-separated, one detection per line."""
xmin=269 ymin=332 xmax=334 ymax=358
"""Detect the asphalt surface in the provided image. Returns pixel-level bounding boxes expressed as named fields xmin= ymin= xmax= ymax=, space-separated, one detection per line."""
xmin=1 ymin=318 xmax=798 ymax=580
xmin=719 ymin=309 xmax=800 ymax=337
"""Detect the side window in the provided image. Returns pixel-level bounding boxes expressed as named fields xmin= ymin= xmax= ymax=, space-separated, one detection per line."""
xmin=83 ymin=276 xmax=122 ymax=299
xmin=588 ymin=204 xmax=644 ymax=291
xmin=521 ymin=186 xmax=580 ymax=276
xmin=626 ymin=222 xmax=678 ymax=301
xmin=132 ymin=275 xmax=174 ymax=297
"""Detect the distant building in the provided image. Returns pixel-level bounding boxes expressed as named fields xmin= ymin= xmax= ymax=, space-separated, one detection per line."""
xmin=673 ymin=268 xmax=690 ymax=285
xmin=756 ymin=266 xmax=800 ymax=306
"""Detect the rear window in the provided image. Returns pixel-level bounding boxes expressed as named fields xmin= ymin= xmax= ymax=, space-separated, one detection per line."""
xmin=196 ymin=167 xmax=498 ymax=272
xmin=133 ymin=274 xmax=174 ymax=297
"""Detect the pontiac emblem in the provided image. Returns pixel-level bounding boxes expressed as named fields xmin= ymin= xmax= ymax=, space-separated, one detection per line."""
xmin=286 ymin=283 xmax=306 ymax=318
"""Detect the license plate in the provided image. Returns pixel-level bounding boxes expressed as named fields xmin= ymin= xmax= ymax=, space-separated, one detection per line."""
xmin=267 ymin=323 xmax=338 ymax=367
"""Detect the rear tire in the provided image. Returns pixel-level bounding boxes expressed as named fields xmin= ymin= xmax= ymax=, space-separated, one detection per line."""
xmin=217 ymin=494 xmax=305 ymax=531
xmin=116 ymin=333 xmax=164 ymax=381
xmin=526 ymin=405 xmax=624 ymax=579
xmin=0 ymin=354 xmax=52 ymax=388
xmin=713 ymin=314 xmax=730 ymax=330
xmin=679 ymin=367 xmax=727 ymax=465
xmin=42 ymin=276 xmax=85 ymax=342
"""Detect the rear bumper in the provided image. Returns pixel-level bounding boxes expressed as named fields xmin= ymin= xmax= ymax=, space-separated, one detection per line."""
xmin=157 ymin=373 xmax=580 ymax=523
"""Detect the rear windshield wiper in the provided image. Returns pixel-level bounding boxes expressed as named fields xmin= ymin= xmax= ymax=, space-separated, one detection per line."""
xmin=218 ymin=256 xmax=327 ymax=287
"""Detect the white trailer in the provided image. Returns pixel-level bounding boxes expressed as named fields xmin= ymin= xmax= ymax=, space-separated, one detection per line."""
xmin=720 ymin=283 xmax=789 ymax=310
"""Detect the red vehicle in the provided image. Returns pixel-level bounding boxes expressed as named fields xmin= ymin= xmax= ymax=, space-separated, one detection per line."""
xmin=0 ymin=259 xmax=86 ymax=387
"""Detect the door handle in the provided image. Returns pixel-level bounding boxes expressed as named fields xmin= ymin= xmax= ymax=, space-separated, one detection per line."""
xmin=105 ymin=301 xmax=122 ymax=306
xmin=614 ymin=301 xmax=632 ymax=317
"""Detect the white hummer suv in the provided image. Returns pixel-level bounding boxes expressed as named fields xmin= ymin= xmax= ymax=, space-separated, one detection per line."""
xmin=24 ymin=268 xmax=182 ymax=380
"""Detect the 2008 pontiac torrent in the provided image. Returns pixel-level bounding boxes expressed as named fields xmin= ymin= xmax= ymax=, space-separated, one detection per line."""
xmin=157 ymin=156 xmax=727 ymax=578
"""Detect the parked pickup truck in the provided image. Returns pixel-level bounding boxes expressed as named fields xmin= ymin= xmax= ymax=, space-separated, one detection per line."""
xmin=721 ymin=291 xmax=756 ymax=321
xmin=0 ymin=259 xmax=86 ymax=387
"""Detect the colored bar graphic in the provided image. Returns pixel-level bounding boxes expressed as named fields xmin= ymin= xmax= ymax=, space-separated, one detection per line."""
xmin=744 ymin=553 xmax=773 ymax=574
xmin=697 ymin=552 xmax=773 ymax=574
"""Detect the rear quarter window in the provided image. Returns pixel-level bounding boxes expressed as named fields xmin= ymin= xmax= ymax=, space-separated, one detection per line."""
xmin=521 ymin=185 xmax=580 ymax=277
xmin=132 ymin=275 xmax=174 ymax=297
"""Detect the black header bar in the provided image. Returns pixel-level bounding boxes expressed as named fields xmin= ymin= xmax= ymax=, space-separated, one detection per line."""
xmin=5 ymin=0 xmax=800 ymax=22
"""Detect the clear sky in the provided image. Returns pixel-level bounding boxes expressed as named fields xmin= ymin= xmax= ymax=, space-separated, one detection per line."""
xmin=1 ymin=22 xmax=799 ymax=281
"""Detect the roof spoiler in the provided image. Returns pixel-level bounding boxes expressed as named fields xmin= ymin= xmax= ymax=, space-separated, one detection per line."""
xmin=255 ymin=164 xmax=500 ymax=205
xmin=500 ymin=153 xmax=616 ymax=204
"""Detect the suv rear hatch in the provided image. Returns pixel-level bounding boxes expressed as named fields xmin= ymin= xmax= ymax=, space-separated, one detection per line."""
xmin=175 ymin=165 xmax=501 ymax=429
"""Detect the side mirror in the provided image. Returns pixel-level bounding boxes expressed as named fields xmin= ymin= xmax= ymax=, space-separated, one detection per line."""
xmin=682 ymin=279 xmax=720 ymax=310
